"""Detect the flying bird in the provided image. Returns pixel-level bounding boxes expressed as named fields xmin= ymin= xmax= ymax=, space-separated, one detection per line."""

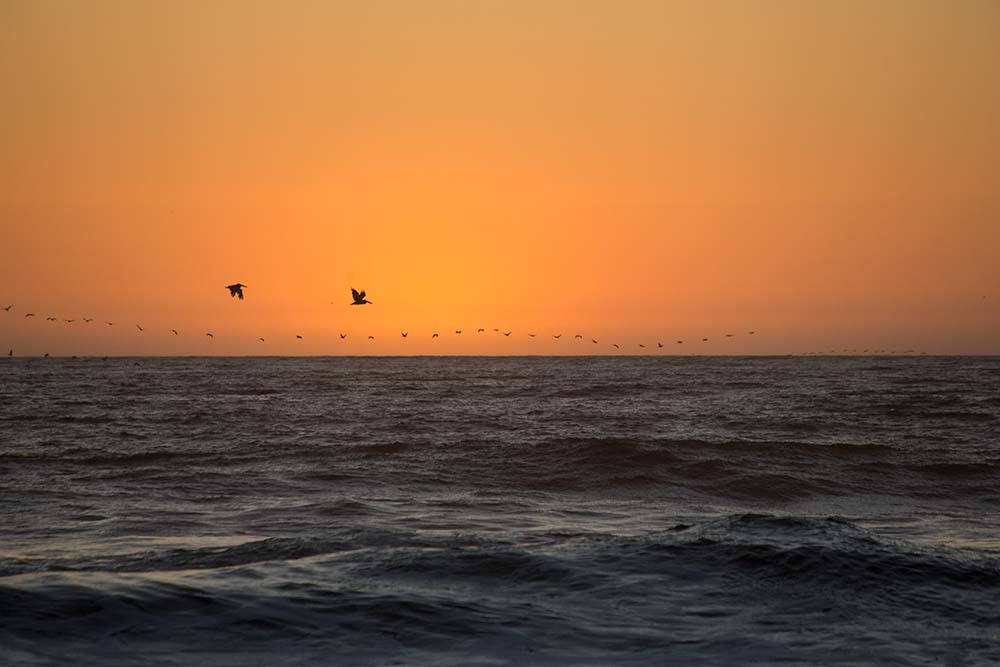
xmin=657 ymin=342 xmax=663 ymax=348
xmin=676 ymin=340 xmax=683 ymax=344
xmin=368 ymin=335 xmax=375 ymax=340
xmin=748 ymin=331 xmax=756 ymax=335
xmin=613 ymin=344 xmax=620 ymax=349
xmin=226 ymin=284 xmax=247 ymax=300
xmin=350 ymin=288 xmax=373 ymax=305
xmin=702 ymin=338 xmax=708 ymax=342
xmin=105 ymin=321 xmax=114 ymax=326
xmin=136 ymin=324 xmax=144 ymax=332
xmin=503 ymin=331 xmax=512 ymax=337
xmin=455 ymin=330 xmax=462 ymax=334
xmin=259 ymin=337 xmax=265 ymax=342
xmin=340 ymin=333 xmax=347 ymax=340
xmin=553 ymin=334 xmax=562 ymax=339
xmin=64 ymin=319 xmax=75 ymax=324
xmin=46 ymin=317 xmax=57 ymax=321
xmin=83 ymin=318 xmax=93 ymax=323
xmin=3 ymin=305 xmax=12 ymax=311
xmin=296 ymin=335 xmax=303 ymax=339
xmin=432 ymin=333 xmax=439 ymax=338
xmin=171 ymin=329 xmax=178 ymax=335
xmin=592 ymin=339 xmax=598 ymax=344
xmin=575 ymin=335 xmax=583 ymax=339
xmin=206 ymin=333 xmax=214 ymax=338
xmin=528 ymin=334 xmax=536 ymax=338
xmin=477 ymin=328 xmax=485 ymax=333
xmin=25 ymin=313 xmax=35 ymax=318
xmin=401 ymin=332 xmax=408 ymax=338
xmin=639 ymin=344 xmax=646 ymax=348
xmin=725 ymin=334 xmax=734 ymax=338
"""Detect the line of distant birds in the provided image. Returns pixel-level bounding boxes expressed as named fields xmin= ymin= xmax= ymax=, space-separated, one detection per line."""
xmin=1 ymin=284 xmax=925 ymax=357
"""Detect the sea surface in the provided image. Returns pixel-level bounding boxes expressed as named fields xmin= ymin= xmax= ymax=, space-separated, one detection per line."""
xmin=1 ymin=356 xmax=998 ymax=666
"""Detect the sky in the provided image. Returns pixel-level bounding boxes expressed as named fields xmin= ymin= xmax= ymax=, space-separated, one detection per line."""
xmin=2 ymin=0 xmax=998 ymax=356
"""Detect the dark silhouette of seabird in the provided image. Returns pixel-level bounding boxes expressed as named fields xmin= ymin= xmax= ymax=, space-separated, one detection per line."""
xmin=43 ymin=353 xmax=49 ymax=358
xmin=84 ymin=318 xmax=93 ymax=323
xmin=574 ymin=335 xmax=583 ymax=339
xmin=226 ymin=284 xmax=247 ymax=300
xmin=613 ymin=344 xmax=620 ymax=349
xmin=64 ymin=319 xmax=75 ymax=324
xmin=401 ymin=332 xmax=408 ymax=338
xmin=368 ymin=335 xmax=375 ymax=340
xmin=206 ymin=333 xmax=214 ymax=338
xmin=46 ymin=317 xmax=56 ymax=321
xmin=340 ymin=333 xmax=347 ymax=339
xmin=2 ymin=305 xmax=11 ymax=312
xmin=676 ymin=340 xmax=683 ymax=344
xmin=725 ymin=334 xmax=733 ymax=338
xmin=477 ymin=328 xmax=485 ymax=333
xmin=702 ymin=338 xmax=708 ymax=342
xmin=553 ymin=334 xmax=562 ymax=339
xmin=432 ymin=333 xmax=439 ymax=338
xmin=639 ymin=344 xmax=646 ymax=348
xmin=296 ymin=335 xmax=303 ymax=339
xmin=657 ymin=342 xmax=663 ymax=348
xmin=748 ymin=331 xmax=756 ymax=335
xmin=171 ymin=329 xmax=178 ymax=335
xmin=592 ymin=339 xmax=598 ymax=344
xmin=503 ymin=331 xmax=511 ymax=337
xmin=24 ymin=313 xmax=35 ymax=318
xmin=7 ymin=349 xmax=11 ymax=356
xmin=105 ymin=321 xmax=113 ymax=326
xmin=455 ymin=330 xmax=462 ymax=334
xmin=259 ymin=337 xmax=265 ymax=342
xmin=528 ymin=334 xmax=536 ymax=338
xmin=350 ymin=288 xmax=372 ymax=305
xmin=136 ymin=324 xmax=144 ymax=332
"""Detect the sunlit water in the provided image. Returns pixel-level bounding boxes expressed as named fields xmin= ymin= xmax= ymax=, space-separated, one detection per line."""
xmin=1 ymin=356 xmax=999 ymax=666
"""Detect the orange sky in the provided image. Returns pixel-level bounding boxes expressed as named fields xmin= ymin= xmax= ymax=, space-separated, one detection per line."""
xmin=2 ymin=0 xmax=998 ymax=356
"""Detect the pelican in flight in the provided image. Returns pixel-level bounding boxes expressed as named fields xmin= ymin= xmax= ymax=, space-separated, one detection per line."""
xmin=503 ymin=331 xmax=512 ymax=337
xmin=477 ymin=328 xmax=485 ymax=333
xmin=171 ymin=329 xmax=178 ymax=335
xmin=340 ymin=333 xmax=347 ymax=339
xmin=206 ymin=332 xmax=214 ymax=338
xmin=3 ymin=305 xmax=12 ymax=311
xmin=401 ymin=332 xmax=408 ymax=338
xmin=226 ymin=284 xmax=247 ymax=300
xmin=350 ymin=288 xmax=373 ymax=305
xmin=432 ymin=333 xmax=439 ymax=338
xmin=136 ymin=324 xmax=144 ymax=332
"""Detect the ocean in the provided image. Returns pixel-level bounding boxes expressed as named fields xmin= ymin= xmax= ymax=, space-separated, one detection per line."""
xmin=1 ymin=356 xmax=998 ymax=666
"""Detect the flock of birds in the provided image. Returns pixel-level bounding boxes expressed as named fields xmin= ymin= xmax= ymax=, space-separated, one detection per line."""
xmin=1 ymin=285 xmax=928 ymax=357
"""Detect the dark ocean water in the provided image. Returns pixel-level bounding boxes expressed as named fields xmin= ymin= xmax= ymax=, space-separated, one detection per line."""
xmin=1 ymin=356 xmax=998 ymax=666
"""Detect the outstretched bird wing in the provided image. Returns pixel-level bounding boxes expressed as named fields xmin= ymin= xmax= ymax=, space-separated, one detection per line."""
xmin=351 ymin=288 xmax=362 ymax=301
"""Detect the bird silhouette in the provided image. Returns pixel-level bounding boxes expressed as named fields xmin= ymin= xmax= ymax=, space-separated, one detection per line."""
xmin=702 ymin=338 xmax=708 ymax=342
xmin=64 ymin=319 xmax=75 ymax=324
xmin=368 ymin=335 xmax=375 ymax=340
xmin=592 ymin=339 xmax=598 ymax=344
xmin=83 ymin=318 xmax=93 ymax=323
xmin=455 ymin=330 xmax=462 ymax=334
xmin=528 ymin=334 xmax=536 ymax=338
xmin=748 ymin=331 xmax=756 ymax=335
xmin=226 ymin=284 xmax=247 ymax=300
xmin=24 ymin=313 xmax=35 ymax=318
xmin=477 ymin=328 xmax=485 ymax=333
xmin=432 ymin=333 xmax=439 ymax=338
xmin=171 ymin=329 xmax=178 ymax=335
xmin=657 ymin=342 xmax=663 ymax=348
xmin=43 ymin=353 xmax=49 ymax=358
xmin=206 ymin=333 xmax=214 ymax=338
xmin=259 ymin=337 xmax=265 ymax=342
xmin=105 ymin=321 xmax=114 ymax=326
xmin=350 ymin=288 xmax=373 ymax=305
xmin=493 ymin=328 xmax=499 ymax=332
xmin=639 ymin=344 xmax=646 ymax=348
xmin=2 ymin=305 xmax=12 ymax=312
xmin=725 ymin=334 xmax=734 ymax=338
xmin=46 ymin=317 xmax=56 ymax=321
xmin=613 ymin=343 xmax=620 ymax=349
xmin=340 ymin=333 xmax=347 ymax=340
xmin=503 ymin=331 xmax=512 ymax=337
xmin=676 ymin=340 xmax=683 ymax=344
xmin=296 ymin=335 xmax=303 ymax=339
xmin=136 ymin=324 xmax=144 ymax=332
xmin=575 ymin=335 xmax=583 ymax=339
xmin=553 ymin=334 xmax=562 ymax=339
xmin=401 ymin=332 xmax=408 ymax=338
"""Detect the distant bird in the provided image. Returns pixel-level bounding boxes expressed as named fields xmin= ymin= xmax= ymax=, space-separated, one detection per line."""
xmin=748 ymin=331 xmax=756 ymax=335
xmin=64 ymin=319 xmax=75 ymax=323
xmin=105 ymin=321 xmax=114 ymax=326
xmin=592 ymin=339 xmax=598 ymax=344
xmin=24 ymin=313 xmax=35 ymax=318
xmin=171 ymin=329 xmax=178 ymax=335
xmin=676 ymin=340 xmax=683 ymax=344
xmin=46 ymin=317 xmax=57 ymax=321
xmin=339 ymin=333 xmax=347 ymax=340
xmin=639 ymin=344 xmax=646 ymax=348
xmin=574 ymin=335 xmax=583 ymax=339
xmin=725 ymin=334 xmax=734 ymax=338
xmin=3 ymin=305 xmax=12 ymax=311
xmin=401 ymin=332 xmax=408 ymax=338
xmin=350 ymin=288 xmax=372 ymax=305
xmin=83 ymin=318 xmax=93 ymax=323
xmin=296 ymin=335 xmax=303 ymax=339
xmin=226 ymin=284 xmax=247 ymax=300
xmin=503 ymin=331 xmax=512 ymax=337
xmin=657 ymin=342 xmax=663 ymax=348
xmin=493 ymin=328 xmax=499 ymax=332
xmin=136 ymin=324 xmax=144 ymax=332
xmin=455 ymin=330 xmax=462 ymax=334
xmin=702 ymin=338 xmax=708 ymax=342
xmin=613 ymin=344 xmax=620 ymax=349
xmin=368 ymin=335 xmax=375 ymax=340
xmin=259 ymin=337 xmax=265 ymax=342
xmin=553 ymin=334 xmax=562 ymax=339
xmin=528 ymin=334 xmax=536 ymax=338
xmin=432 ymin=333 xmax=439 ymax=338
xmin=206 ymin=333 xmax=214 ymax=338
xmin=477 ymin=328 xmax=485 ymax=333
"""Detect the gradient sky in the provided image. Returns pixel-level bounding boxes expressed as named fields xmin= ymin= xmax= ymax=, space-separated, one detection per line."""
xmin=2 ymin=0 xmax=998 ymax=356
